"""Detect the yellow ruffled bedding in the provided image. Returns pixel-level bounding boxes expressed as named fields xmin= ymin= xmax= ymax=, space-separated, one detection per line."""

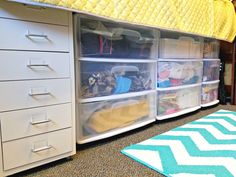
xmin=12 ymin=0 xmax=236 ymax=42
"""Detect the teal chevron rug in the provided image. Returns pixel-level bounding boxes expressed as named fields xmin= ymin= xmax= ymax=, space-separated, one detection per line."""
xmin=121 ymin=110 xmax=236 ymax=177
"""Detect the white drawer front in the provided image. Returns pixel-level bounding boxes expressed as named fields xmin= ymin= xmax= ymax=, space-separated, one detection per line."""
xmin=0 ymin=51 xmax=70 ymax=81
xmin=0 ymin=1 xmax=69 ymax=26
xmin=0 ymin=103 xmax=72 ymax=142
xmin=0 ymin=18 xmax=69 ymax=52
xmin=3 ymin=128 xmax=72 ymax=170
xmin=0 ymin=79 xmax=71 ymax=112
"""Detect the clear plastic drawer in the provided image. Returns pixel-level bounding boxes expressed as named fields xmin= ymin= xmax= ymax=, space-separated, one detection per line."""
xmin=157 ymin=60 xmax=203 ymax=88
xmin=203 ymin=59 xmax=220 ymax=82
xmin=201 ymin=81 xmax=219 ymax=105
xmin=79 ymin=60 xmax=155 ymax=99
xmin=159 ymin=32 xmax=203 ymax=58
xmin=77 ymin=93 xmax=156 ymax=142
xmin=76 ymin=17 xmax=158 ymax=59
xmin=203 ymin=39 xmax=220 ymax=58
xmin=157 ymin=85 xmax=201 ymax=118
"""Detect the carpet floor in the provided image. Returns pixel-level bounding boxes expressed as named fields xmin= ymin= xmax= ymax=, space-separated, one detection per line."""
xmin=11 ymin=104 xmax=236 ymax=177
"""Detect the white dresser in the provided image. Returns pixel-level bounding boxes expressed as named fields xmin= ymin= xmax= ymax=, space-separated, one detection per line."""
xmin=0 ymin=1 xmax=76 ymax=176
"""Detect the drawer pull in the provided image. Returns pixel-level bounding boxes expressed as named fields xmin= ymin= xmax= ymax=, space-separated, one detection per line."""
xmin=32 ymin=145 xmax=52 ymax=153
xmin=29 ymin=88 xmax=50 ymax=96
xmin=29 ymin=92 xmax=50 ymax=96
xmin=25 ymin=31 xmax=48 ymax=39
xmin=27 ymin=64 xmax=49 ymax=67
xmin=26 ymin=34 xmax=48 ymax=39
xmin=30 ymin=119 xmax=51 ymax=125
xmin=27 ymin=59 xmax=49 ymax=68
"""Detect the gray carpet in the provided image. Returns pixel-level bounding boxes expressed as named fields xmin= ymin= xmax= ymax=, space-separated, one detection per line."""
xmin=11 ymin=104 xmax=236 ymax=177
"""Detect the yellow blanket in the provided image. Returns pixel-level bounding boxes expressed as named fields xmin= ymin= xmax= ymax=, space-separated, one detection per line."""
xmin=16 ymin=0 xmax=236 ymax=41
xmin=87 ymin=100 xmax=149 ymax=133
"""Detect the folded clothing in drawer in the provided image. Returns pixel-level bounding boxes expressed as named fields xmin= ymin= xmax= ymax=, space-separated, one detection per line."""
xmin=202 ymin=81 xmax=219 ymax=105
xmin=86 ymin=100 xmax=149 ymax=133
xmin=78 ymin=94 xmax=153 ymax=137
xmin=157 ymin=85 xmax=201 ymax=116
xmin=157 ymin=60 xmax=203 ymax=88
xmin=203 ymin=59 xmax=220 ymax=82
xmin=159 ymin=36 xmax=202 ymax=58
xmin=203 ymin=39 xmax=219 ymax=58
xmin=79 ymin=18 xmax=155 ymax=59
xmin=80 ymin=61 xmax=154 ymax=98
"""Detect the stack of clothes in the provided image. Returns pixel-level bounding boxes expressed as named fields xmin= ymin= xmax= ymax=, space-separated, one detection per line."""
xmin=80 ymin=62 xmax=152 ymax=98
xmin=80 ymin=19 xmax=155 ymax=59
xmin=157 ymin=62 xmax=201 ymax=88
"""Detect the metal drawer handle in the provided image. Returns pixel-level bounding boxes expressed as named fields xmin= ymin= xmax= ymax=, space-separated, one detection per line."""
xmin=27 ymin=64 xmax=49 ymax=67
xmin=30 ymin=119 xmax=51 ymax=125
xmin=29 ymin=88 xmax=50 ymax=96
xmin=29 ymin=92 xmax=50 ymax=96
xmin=32 ymin=145 xmax=53 ymax=153
xmin=27 ymin=59 xmax=50 ymax=68
xmin=25 ymin=31 xmax=48 ymax=39
xmin=26 ymin=34 xmax=48 ymax=39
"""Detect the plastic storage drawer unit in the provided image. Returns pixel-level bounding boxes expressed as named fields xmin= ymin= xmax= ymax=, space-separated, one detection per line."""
xmin=77 ymin=93 xmax=156 ymax=143
xmin=157 ymin=59 xmax=203 ymax=88
xmin=201 ymin=80 xmax=219 ymax=107
xmin=156 ymin=84 xmax=201 ymax=120
xmin=79 ymin=60 xmax=156 ymax=99
xmin=159 ymin=36 xmax=203 ymax=59
xmin=202 ymin=59 xmax=220 ymax=82
xmin=203 ymin=39 xmax=220 ymax=58
xmin=77 ymin=17 xmax=157 ymax=59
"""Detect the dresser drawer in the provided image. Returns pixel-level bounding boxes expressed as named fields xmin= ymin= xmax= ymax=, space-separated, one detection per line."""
xmin=79 ymin=60 xmax=155 ymax=99
xmin=0 ymin=103 xmax=72 ymax=142
xmin=0 ymin=79 xmax=71 ymax=112
xmin=0 ymin=51 xmax=70 ymax=81
xmin=0 ymin=1 xmax=69 ymax=26
xmin=203 ymin=59 xmax=220 ymax=82
xmin=3 ymin=128 xmax=72 ymax=170
xmin=203 ymin=39 xmax=219 ymax=58
xmin=78 ymin=17 xmax=156 ymax=59
xmin=201 ymin=81 xmax=219 ymax=105
xmin=159 ymin=37 xmax=203 ymax=59
xmin=157 ymin=85 xmax=201 ymax=117
xmin=0 ymin=18 xmax=69 ymax=52
xmin=157 ymin=59 xmax=203 ymax=88
xmin=78 ymin=92 xmax=155 ymax=141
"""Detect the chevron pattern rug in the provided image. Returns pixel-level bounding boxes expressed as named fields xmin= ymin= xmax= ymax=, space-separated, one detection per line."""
xmin=121 ymin=110 xmax=236 ymax=177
